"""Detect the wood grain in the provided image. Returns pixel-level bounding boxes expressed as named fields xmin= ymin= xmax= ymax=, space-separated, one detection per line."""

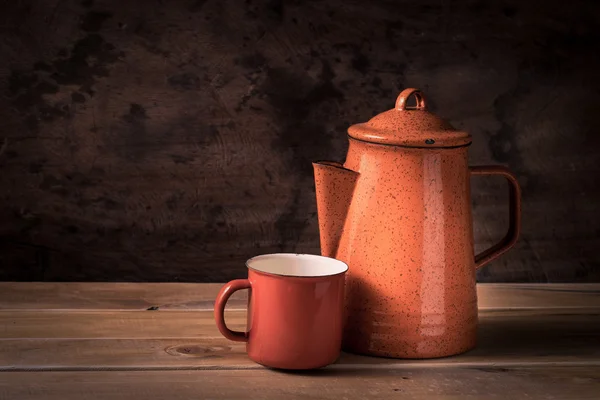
xmin=0 ymin=282 xmax=598 ymax=310
xmin=0 ymin=310 xmax=244 ymax=339
xmin=0 ymin=282 xmax=598 ymax=398
xmin=0 ymin=282 xmax=247 ymax=311
xmin=0 ymin=308 xmax=598 ymax=369
xmin=0 ymin=367 xmax=599 ymax=399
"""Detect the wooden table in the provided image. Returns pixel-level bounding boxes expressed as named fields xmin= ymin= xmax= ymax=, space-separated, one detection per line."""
xmin=0 ymin=283 xmax=598 ymax=399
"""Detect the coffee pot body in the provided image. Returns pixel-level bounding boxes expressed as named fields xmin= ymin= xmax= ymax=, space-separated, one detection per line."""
xmin=313 ymin=89 xmax=521 ymax=358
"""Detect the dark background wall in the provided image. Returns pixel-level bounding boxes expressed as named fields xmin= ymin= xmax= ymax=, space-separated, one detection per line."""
xmin=1 ymin=0 xmax=599 ymax=282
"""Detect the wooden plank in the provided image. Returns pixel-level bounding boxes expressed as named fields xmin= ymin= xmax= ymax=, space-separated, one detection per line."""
xmin=0 ymin=339 xmax=249 ymax=371
xmin=0 ymin=283 xmax=246 ymax=311
xmin=1 ymin=308 xmax=598 ymax=340
xmin=0 ymin=283 xmax=599 ymax=311
xmin=0 ymin=309 xmax=598 ymax=369
xmin=476 ymin=283 xmax=600 ymax=309
xmin=0 ymin=310 xmax=245 ymax=339
xmin=0 ymin=367 xmax=598 ymax=399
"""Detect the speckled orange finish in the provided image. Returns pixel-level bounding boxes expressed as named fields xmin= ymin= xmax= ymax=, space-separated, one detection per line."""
xmin=313 ymin=161 xmax=359 ymax=257
xmin=347 ymin=88 xmax=472 ymax=148
xmin=313 ymin=88 xmax=522 ymax=359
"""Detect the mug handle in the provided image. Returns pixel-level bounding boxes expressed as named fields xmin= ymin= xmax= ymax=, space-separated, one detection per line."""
xmin=214 ymin=279 xmax=251 ymax=342
xmin=470 ymin=166 xmax=522 ymax=270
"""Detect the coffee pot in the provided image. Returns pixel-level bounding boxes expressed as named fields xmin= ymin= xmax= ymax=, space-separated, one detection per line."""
xmin=312 ymin=88 xmax=521 ymax=359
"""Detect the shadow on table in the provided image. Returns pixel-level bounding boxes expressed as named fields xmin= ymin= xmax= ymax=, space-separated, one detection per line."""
xmin=470 ymin=309 xmax=600 ymax=358
xmin=275 ymin=309 xmax=600 ymax=377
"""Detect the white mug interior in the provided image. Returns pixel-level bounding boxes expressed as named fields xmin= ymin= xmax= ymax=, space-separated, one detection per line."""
xmin=246 ymin=253 xmax=348 ymax=278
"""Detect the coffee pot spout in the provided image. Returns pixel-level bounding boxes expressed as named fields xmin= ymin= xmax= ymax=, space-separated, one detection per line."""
xmin=312 ymin=161 xmax=359 ymax=258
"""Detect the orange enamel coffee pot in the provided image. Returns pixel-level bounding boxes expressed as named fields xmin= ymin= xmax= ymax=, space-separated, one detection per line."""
xmin=313 ymin=88 xmax=522 ymax=359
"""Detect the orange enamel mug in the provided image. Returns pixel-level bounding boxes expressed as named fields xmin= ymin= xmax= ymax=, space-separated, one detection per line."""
xmin=214 ymin=253 xmax=348 ymax=370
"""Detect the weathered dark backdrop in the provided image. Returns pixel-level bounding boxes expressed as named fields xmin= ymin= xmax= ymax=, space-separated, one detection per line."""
xmin=1 ymin=0 xmax=599 ymax=282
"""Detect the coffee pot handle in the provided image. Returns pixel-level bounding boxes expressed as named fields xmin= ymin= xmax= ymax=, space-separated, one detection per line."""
xmin=469 ymin=166 xmax=522 ymax=270
xmin=214 ymin=279 xmax=251 ymax=342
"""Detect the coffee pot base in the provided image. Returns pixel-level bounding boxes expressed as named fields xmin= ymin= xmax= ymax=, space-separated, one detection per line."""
xmin=342 ymin=329 xmax=477 ymax=360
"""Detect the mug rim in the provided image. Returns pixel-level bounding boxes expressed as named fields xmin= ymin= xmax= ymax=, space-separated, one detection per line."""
xmin=245 ymin=253 xmax=349 ymax=279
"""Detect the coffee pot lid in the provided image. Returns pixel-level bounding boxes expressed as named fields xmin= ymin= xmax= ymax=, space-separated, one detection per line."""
xmin=347 ymin=88 xmax=472 ymax=148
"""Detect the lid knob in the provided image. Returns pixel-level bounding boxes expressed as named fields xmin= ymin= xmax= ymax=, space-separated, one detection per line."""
xmin=395 ymin=88 xmax=426 ymax=111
